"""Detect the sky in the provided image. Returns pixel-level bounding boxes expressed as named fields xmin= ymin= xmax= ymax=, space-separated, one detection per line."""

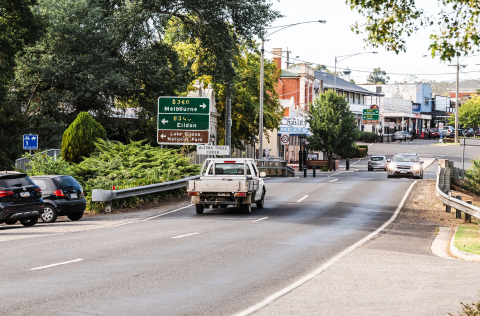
xmin=262 ymin=0 xmax=480 ymax=84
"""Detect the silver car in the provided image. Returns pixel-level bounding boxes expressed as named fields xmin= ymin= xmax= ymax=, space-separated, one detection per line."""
xmin=368 ymin=156 xmax=387 ymax=171
xmin=387 ymin=153 xmax=424 ymax=179
xmin=393 ymin=131 xmax=413 ymax=141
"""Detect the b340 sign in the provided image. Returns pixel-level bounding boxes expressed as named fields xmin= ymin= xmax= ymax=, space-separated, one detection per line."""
xmin=157 ymin=97 xmax=210 ymax=145
xmin=362 ymin=109 xmax=380 ymax=125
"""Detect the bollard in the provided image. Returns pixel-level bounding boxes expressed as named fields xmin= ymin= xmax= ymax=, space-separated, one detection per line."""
xmin=304 ymin=166 xmax=307 ymax=178
xmin=466 ymin=201 xmax=473 ymax=223
xmin=455 ymin=195 xmax=462 ymax=219
xmin=446 ymin=191 xmax=452 ymax=213
xmin=313 ymin=164 xmax=316 ymax=177
xmin=346 ymin=158 xmax=350 ymax=170
xmin=333 ymin=158 xmax=336 ymax=172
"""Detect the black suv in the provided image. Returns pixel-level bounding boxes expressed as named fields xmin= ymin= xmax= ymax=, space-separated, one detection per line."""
xmin=0 ymin=172 xmax=44 ymax=227
xmin=30 ymin=175 xmax=86 ymax=223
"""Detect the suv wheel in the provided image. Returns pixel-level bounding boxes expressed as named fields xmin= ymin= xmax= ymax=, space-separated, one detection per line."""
xmin=67 ymin=211 xmax=83 ymax=221
xmin=20 ymin=215 xmax=39 ymax=227
xmin=5 ymin=219 xmax=17 ymax=225
xmin=41 ymin=205 xmax=57 ymax=223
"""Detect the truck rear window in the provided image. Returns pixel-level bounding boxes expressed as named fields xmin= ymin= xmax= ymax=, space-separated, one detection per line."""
xmin=209 ymin=163 xmax=245 ymax=175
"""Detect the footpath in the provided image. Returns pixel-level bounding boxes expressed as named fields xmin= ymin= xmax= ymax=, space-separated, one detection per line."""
xmin=251 ymin=180 xmax=480 ymax=316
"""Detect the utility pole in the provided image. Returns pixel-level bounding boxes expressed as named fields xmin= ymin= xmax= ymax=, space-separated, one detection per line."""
xmin=259 ymin=40 xmax=265 ymax=159
xmin=225 ymin=86 xmax=232 ymax=157
xmin=448 ymin=57 xmax=466 ymax=144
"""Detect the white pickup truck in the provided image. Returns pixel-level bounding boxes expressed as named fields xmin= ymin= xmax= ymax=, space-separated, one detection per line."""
xmin=187 ymin=158 xmax=266 ymax=214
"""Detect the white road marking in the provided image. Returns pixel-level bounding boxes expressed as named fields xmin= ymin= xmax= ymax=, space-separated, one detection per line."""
xmin=252 ymin=217 xmax=268 ymax=223
xmin=329 ymin=179 xmax=338 ymax=183
xmin=368 ymin=144 xmax=373 ymax=148
xmin=235 ymin=181 xmax=418 ymax=316
xmin=296 ymin=195 xmax=309 ymax=203
xmin=328 ymin=172 xmax=344 ymax=177
xmin=30 ymin=259 xmax=83 ymax=271
xmin=172 ymin=232 xmax=199 ymax=239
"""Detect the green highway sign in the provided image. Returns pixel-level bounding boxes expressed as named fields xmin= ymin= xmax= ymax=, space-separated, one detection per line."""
xmin=362 ymin=109 xmax=379 ymax=125
xmin=157 ymin=97 xmax=210 ymax=145
xmin=158 ymin=113 xmax=209 ymax=130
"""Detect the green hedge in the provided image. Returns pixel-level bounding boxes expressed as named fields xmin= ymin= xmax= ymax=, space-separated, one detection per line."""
xmin=359 ymin=131 xmax=378 ymax=143
xmin=357 ymin=144 xmax=368 ymax=155
xmin=357 ymin=148 xmax=367 ymax=158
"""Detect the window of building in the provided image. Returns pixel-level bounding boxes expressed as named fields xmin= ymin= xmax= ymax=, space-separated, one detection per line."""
xmin=376 ymin=86 xmax=382 ymax=93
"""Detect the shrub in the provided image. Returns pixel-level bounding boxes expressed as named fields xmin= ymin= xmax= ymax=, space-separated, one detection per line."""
xmin=62 ymin=112 xmax=107 ymax=163
xmin=336 ymin=144 xmax=358 ymax=158
xmin=449 ymin=295 xmax=480 ymax=316
xmin=359 ymin=131 xmax=378 ymax=143
xmin=464 ymin=158 xmax=480 ymax=196
xmin=357 ymin=144 xmax=369 ymax=155
xmin=357 ymin=148 xmax=367 ymax=158
xmin=21 ymin=152 xmax=73 ymax=176
xmin=320 ymin=165 xmax=329 ymax=172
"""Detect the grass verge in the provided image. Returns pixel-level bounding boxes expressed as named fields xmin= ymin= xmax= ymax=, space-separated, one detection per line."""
xmin=454 ymin=225 xmax=480 ymax=256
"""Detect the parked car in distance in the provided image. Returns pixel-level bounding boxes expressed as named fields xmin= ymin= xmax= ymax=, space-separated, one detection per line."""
xmin=428 ymin=128 xmax=440 ymax=139
xmin=0 ymin=172 xmax=44 ymax=227
xmin=30 ymin=175 xmax=86 ymax=223
xmin=445 ymin=126 xmax=455 ymax=138
xmin=393 ymin=131 xmax=413 ymax=141
xmin=368 ymin=156 xmax=387 ymax=171
xmin=387 ymin=153 xmax=424 ymax=179
xmin=439 ymin=128 xmax=450 ymax=138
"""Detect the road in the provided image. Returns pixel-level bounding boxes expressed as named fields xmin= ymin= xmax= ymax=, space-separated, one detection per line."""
xmin=1 ymin=139 xmax=477 ymax=315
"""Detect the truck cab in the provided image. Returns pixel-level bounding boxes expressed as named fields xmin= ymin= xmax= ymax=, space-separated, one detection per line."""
xmin=187 ymin=158 xmax=266 ymax=214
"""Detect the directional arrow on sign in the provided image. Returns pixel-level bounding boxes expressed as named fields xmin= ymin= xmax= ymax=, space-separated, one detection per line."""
xmin=161 ymin=118 xmax=169 ymax=125
xmin=160 ymin=134 xmax=166 ymax=139
xmin=200 ymin=103 xmax=206 ymax=109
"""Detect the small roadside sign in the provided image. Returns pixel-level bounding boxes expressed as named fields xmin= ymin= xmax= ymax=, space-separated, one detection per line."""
xmin=439 ymin=122 xmax=444 ymax=129
xmin=389 ymin=122 xmax=395 ymax=129
xmin=280 ymin=134 xmax=289 ymax=145
xmin=23 ymin=134 xmax=38 ymax=150
xmin=197 ymin=145 xmax=230 ymax=156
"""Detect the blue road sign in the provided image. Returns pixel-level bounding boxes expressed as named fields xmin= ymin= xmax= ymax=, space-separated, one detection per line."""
xmin=23 ymin=135 xmax=38 ymax=150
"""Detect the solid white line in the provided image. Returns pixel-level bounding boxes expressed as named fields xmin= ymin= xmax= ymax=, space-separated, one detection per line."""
xmin=252 ymin=217 xmax=268 ymax=223
xmin=172 ymin=232 xmax=199 ymax=239
xmin=30 ymin=259 xmax=83 ymax=271
xmin=234 ymin=181 xmax=418 ymax=316
xmin=296 ymin=195 xmax=309 ymax=203
xmin=329 ymin=179 xmax=338 ymax=183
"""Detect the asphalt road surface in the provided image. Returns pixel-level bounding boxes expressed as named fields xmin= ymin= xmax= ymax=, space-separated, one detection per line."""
xmin=1 ymin=139 xmax=477 ymax=316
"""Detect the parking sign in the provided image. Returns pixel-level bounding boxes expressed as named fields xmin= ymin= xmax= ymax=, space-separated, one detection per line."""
xmin=23 ymin=135 xmax=38 ymax=150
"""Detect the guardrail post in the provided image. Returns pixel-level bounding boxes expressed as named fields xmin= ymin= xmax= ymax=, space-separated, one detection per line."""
xmin=446 ymin=191 xmax=451 ymax=213
xmin=313 ymin=164 xmax=316 ymax=177
xmin=105 ymin=201 xmax=112 ymax=213
xmin=466 ymin=201 xmax=473 ymax=223
xmin=455 ymin=195 xmax=462 ymax=218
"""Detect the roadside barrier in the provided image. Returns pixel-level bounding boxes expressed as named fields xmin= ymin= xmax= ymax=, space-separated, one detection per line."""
xmin=436 ymin=159 xmax=480 ymax=221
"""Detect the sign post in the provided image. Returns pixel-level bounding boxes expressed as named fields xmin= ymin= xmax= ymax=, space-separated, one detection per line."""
xmin=362 ymin=109 xmax=380 ymax=125
xmin=157 ymin=97 xmax=210 ymax=145
xmin=23 ymin=134 xmax=38 ymax=155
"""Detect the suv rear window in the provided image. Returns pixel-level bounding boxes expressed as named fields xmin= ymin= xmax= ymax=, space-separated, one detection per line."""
xmin=0 ymin=175 xmax=34 ymax=188
xmin=55 ymin=176 xmax=82 ymax=189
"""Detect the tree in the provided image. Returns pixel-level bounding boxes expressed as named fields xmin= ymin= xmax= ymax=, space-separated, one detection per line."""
xmin=350 ymin=79 xmax=356 ymax=84
xmin=307 ymin=90 xmax=359 ymax=170
xmin=62 ymin=112 xmax=107 ymax=163
xmin=367 ymin=68 xmax=389 ymax=84
xmin=348 ymin=0 xmax=480 ymax=61
xmin=458 ymin=97 xmax=480 ymax=138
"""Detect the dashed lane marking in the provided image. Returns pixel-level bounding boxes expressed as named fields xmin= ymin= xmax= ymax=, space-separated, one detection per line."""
xmin=296 ymin=195 xmax=309 ymax=203
xmin=30 ymin=259 xmax=83 ymax=271
xmin=329 ymin=179 xmax=338 ymax=183
xmin=252 ymin=217 xmax=268 ymax=223
xmin=172 ymin=232 xmax=200 ymax=239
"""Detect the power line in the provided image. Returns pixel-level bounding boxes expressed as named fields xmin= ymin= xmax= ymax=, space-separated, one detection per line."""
xmin=264 ymin=50 xmax=480 ymax=77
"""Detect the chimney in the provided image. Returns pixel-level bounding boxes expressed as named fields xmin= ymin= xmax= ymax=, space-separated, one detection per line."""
xmin=272 ymin=48 xmax=283 ymax=70
xmin=343 ymin=68 xmax=351 ymax=82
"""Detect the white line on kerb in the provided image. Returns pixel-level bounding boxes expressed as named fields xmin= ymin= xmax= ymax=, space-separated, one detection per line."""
xmin=235 ymin=181 xmax=418 ymax=316
xmin=252 ymin=217 xmax=268 ymax=223
xmin=30 ymin=259 xmax=83 ymax=271
xmin=172 ymin=232 xmax=199 ymax=239
xmin=329 ymin=179 xmax=338 ymax=183
xmin=296 ymin=195 xmax=309 ymax=203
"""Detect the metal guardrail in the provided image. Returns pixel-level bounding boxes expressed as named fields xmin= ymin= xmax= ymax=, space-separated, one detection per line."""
xmin=436 ymin=162 xmax=480 ymax=220
xmin=254 ymin=159 xmax=295 ymax=177
xmin=91 ymin=175 xmax=200 ymax=212
xmin=15 ymin=149 xmax=62 ymax=171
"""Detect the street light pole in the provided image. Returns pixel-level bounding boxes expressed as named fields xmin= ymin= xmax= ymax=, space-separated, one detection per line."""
xmin=258 ymin=20 xmax=326 ymax=161
xmin=448 ymin=56 xmax=467 ymax=144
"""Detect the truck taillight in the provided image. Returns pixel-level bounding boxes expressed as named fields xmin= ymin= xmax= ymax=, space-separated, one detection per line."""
xmin=189 ymin=192 xmax=199 ymax=196
xmin=234 ymin=192 xmax=246 ymax=197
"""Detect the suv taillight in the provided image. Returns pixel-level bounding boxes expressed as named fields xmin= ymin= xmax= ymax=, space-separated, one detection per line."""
xmin=53 ymin=190 xmax=64 ymax=197
xmin=0 ymin=191 xmax=14 ymax=197
xmin=35 ymin=188 xmax=42 ymax=192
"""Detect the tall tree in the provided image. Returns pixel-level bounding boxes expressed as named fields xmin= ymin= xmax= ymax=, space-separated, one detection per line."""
xmin=348 ymin=0 xmax=480 ymax=60
xmin=367 ymin=68 xmax=390 ymax=84
xmin=458 ymin=97 xmax=480 ymax=138
xmin=307 ymin=90 xmax=359 ymax=170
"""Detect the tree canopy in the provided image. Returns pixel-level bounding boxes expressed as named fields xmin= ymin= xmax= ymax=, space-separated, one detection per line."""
xmin=367 ymin=67 xmax=390 ymax=84
xmin=459 ymin=97 xmax=480 ymax=137
xmin=348 ymin=0 xmax=480 ymax=60
xmin=307 ymin=90 xmax=359 ymax=169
